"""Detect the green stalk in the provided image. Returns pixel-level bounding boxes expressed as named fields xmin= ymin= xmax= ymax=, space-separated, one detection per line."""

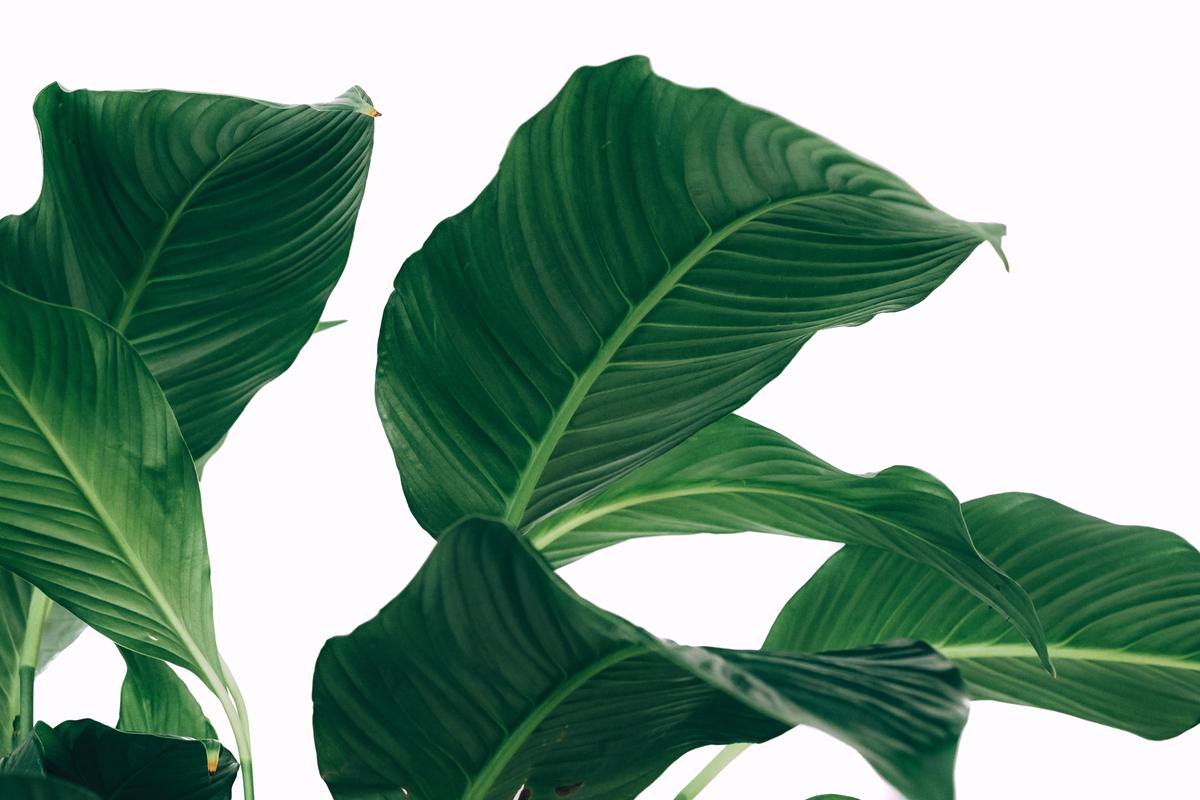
xmin=675 ymin=743 xmax=750 ymax=800
xmin=17 ymin=587 xmax=52 ymax=738
xmin=220 ymin=658 xmax=255 ymax=800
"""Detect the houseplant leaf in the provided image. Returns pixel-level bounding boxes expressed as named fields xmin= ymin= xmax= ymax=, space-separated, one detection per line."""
xmin=528 ymin=414 xmax=1047 ymax=664
xmin=377 ymin=55 xmax=1007 ymax=537
xmin=0 ymin=83 xmax=377 ymax=462
xmin=312 ymin=518 xmax=968 ymax=800
xmin=117 ymin=649 xmax=217 ymax=741
xmin=35 ymin=720 xmax=236 ymax=799
xmin=763 ymin=493 xmax=1200 ymax=738
xmin=0 ymin=284 xmax=243 ymax=750
xmin=0 ymin=775 xmax=100 ymax=800
xmin=1 ymin=572 xmax=84 ymax=753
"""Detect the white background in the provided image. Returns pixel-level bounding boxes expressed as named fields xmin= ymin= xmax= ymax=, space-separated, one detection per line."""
xmin=2 ymin=1 xmax=1198 ymax=798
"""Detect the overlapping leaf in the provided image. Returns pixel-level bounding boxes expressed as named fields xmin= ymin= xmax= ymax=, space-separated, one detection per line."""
xmin=766 ymin=493 xmax=1200 ymax=739
xmin=0 ymin=82 xmax=377 ymax=461
xmin=312 ymin=518 xmax=968 ymax=800
xmin=0 ymin=775 xmax=100 ymax=800
xmin=0 ymin=284 xmax=227 ymax=697
xmin=377 ymin=55 xmax=1006 ymax=537
xmin=117 ymin=649 xmax=217 ymax=741
xmin=528 ymin=415 xmax=1047 ymax=664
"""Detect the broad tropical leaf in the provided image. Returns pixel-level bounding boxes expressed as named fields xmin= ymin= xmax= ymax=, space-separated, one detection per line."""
xmin=117 ymin=649 xmax=217 ymax=741
xmin=35 ymin=720 xmax=236 ymax=799
xmin=377 ymin=55 xmax=1006 ymax=538
xmin=312 ymin=518 xmax=967 ymax=800
xmin=2 ymin=574 xmax=84 ymax=754
xmin=528 ymin=415 xmax=1047 ymax=665
xmin=766 ymin=493 xmax=1200 ymax=739
xmin=0 ymin=82 xmax=377 ymax=462
xmin=0 ymin=284 xmax=228 ymax=699
xmin=0 ymin=775 xmax=100 ymax=800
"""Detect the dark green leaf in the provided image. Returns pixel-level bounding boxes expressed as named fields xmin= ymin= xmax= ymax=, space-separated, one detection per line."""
xmin=36 ymin=720 xmax=235 ymax=799
xmin=1 ymin=573 xmax=84 ymax=753
xmin=767 ymin=493 xmax=1200 ymax=739
xmin=0 ymin=775 xmax=100 ymax=800
xmin=0 ymin=284 xmax=230 ymax=700
xmin=0 ymin=83 xmax=376 ymax=462
xmin=528 ymin=414 xmax=1047 ymax=666
xmin=117 ymin=648 xmax=217 ymax=741
xmin=312 ymin=518 xmax=967 ymax=800
xmin=377 ymin=55 xmax=1005 ymax=538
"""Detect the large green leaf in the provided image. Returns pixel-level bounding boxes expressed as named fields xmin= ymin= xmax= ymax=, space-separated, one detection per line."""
xmin=117 ymin=648 xmax=217 ymax=741
xmin=0 ymin=284 xmax=230 ymax=704
xmin=35 ymin=720 xmax=236 ymax=799
xmin=0 ymin=83 xmax=376 ymax=462
xmin=377 ymin=55 xmax=1006 ymax=537
xmin=766 ymin=493 xmax=1200 ymax=739
xmin=312 ymin=518 xmax=968 ymax=800
xmin=1 ymin=573 xmax=84 ymax=753
xmin=0 ymin=775 xmax=100 ymax=800
xmin=528 ymin=414 xmax=1047 ymax=665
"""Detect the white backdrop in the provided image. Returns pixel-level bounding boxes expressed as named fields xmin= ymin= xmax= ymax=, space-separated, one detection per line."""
xmin=2 ymin=1 xmax=1197 ymax=797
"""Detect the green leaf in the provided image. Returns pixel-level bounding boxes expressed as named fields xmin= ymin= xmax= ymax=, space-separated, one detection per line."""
xmin=312 ymin=518 xmax=967 ymax=800
xmin=0 ymin=284 xmax=231 ymax=704
xmin=377 ymin=55 xmax=1005 ymax=538
xmin=528 ymin=414 xmax=1048 ymax=666
xmin=0 ymin=83 xmax=376 ymax=462
xmin=35 ymin=720 xmax=236 ymax=799
xmin=766 ymin=493 xmax=1200 ymax=739
xmin=315 ymin=319 xmax=347 ymax=333
xmin=2 ymin=573 xmax=84 ymax=753
xmin=117 ymin=648 xmax=217 ymax=741
xmin=0 ymin=775 xmax=100 ymax=800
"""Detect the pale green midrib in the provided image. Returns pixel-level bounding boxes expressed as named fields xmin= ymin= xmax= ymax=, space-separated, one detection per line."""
xmin=463 ymin=644 xmax=646 ymax=800
xmin=527 ymin=482 xmax=953 ymax=557
xmin=107 ymin=124 xmax=274 ymax=336
xmin=938 ymin=643 xmax=1200 ymax=671
xmin=502 ymin=192 xmax=835 ymax=527
xmin=0 ymin=359 xmax=224 ymax=697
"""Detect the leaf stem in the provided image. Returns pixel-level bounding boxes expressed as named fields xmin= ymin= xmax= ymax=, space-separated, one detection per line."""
xmin=219 ymin=659 xmax=255 ymax=800
xmin=675 ymin=743 xmax=750 ymax=800
xmin=17 ymin=587 xmax=52 ymax=738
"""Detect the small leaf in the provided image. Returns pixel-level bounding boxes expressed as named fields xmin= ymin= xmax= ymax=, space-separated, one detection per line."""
xmin=312 ymin=519 xmax=967 ymax=800
xmin=117 ymin=649 xmax=217 ymax=741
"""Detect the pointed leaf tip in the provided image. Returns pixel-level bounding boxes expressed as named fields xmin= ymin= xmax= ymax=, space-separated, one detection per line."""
xmin=974 ymin=221 xmax=1009 ymax=272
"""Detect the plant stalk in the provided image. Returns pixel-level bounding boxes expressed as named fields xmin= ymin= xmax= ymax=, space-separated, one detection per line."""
xmin=675 ymin=743 xmax=750 ymax=800
xmin=17 ymin=587 xmax=53 ymax=738
xmin=219 ymin=658 xmax=255 ymax=800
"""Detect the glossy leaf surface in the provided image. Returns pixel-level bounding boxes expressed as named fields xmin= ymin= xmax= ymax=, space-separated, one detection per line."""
xmin=117 ymin=649 xmax=217 ymax=741
xmin=0 ymin=285 xmax=226 ymax=695
xmin=312 ymin=519 xmax=967 ymax=800
xmin=377 ymin=55 xmax=1005 ymax=536
xmin=768 ymin=493 xmax=1200 ymax=739
xmin=0 ymin=83 xmax=376 ymax=461
xmin=36 ymin=720 xmax=235 ymax=799
xmin=528 ymin=415 xmax=1046 ymax=664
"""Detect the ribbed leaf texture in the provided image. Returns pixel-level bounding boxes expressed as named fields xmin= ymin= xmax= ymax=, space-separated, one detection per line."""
xmin=527 ymin=414 xmax=1047 ymax=665
xmin=312 ymin=519 xmax=968 ymax=800
xmin=0 ymin=284 xmax=225 ymax=693
xmin=0 ymin=83 xmax=376 ymax=461
xmin=767 ymin=493 xmax=1200 ymax=739
xmin=377 ymin=55 xmax=1006 ymax=537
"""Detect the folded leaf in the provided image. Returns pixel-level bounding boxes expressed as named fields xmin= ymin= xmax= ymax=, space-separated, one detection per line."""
xmin=0 ymin=284 xmax=230 ymax=701
xmin=377 ymin=55 xmax=1006 ymax=536
xmin=35 ymin=720 xmax=236 ymax=799
xmin=766 ymin=493 xmax=1200 ymax=739
xmin=312 ymin=518 xmax=967 ymax=800
xmin=0 ymin=83 xmax=376 ymax=462
xmin=117 ymin=648 xmax=217 ymax=741
xmin=528 ymin=414 xmax=1047 ymax=665
xmin=1 ymin=573 xmax=84 ymax=754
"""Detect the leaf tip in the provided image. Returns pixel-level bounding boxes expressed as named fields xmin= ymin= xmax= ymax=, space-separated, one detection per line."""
xmin=973 ymin=221 xmax=1009 ymax=272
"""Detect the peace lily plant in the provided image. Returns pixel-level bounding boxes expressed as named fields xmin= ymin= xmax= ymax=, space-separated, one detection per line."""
xmin=1 ymin=57 xmax=1196 ymax=800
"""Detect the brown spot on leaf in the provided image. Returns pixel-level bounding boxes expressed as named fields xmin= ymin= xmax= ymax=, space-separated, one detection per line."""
xmin=555 ymin=784 xmax=583 ymax=797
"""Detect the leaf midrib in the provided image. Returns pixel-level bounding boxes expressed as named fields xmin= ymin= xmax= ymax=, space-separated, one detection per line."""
xmin=939 ymin=643 xmax=1200 ymax=672
xmin=503 ymin=192 xmax=834 ymax=527
xmin=0 ymin=357 xmax=220 ymax=694
xmin=463 ymin=644 xmax=645 ymax=800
